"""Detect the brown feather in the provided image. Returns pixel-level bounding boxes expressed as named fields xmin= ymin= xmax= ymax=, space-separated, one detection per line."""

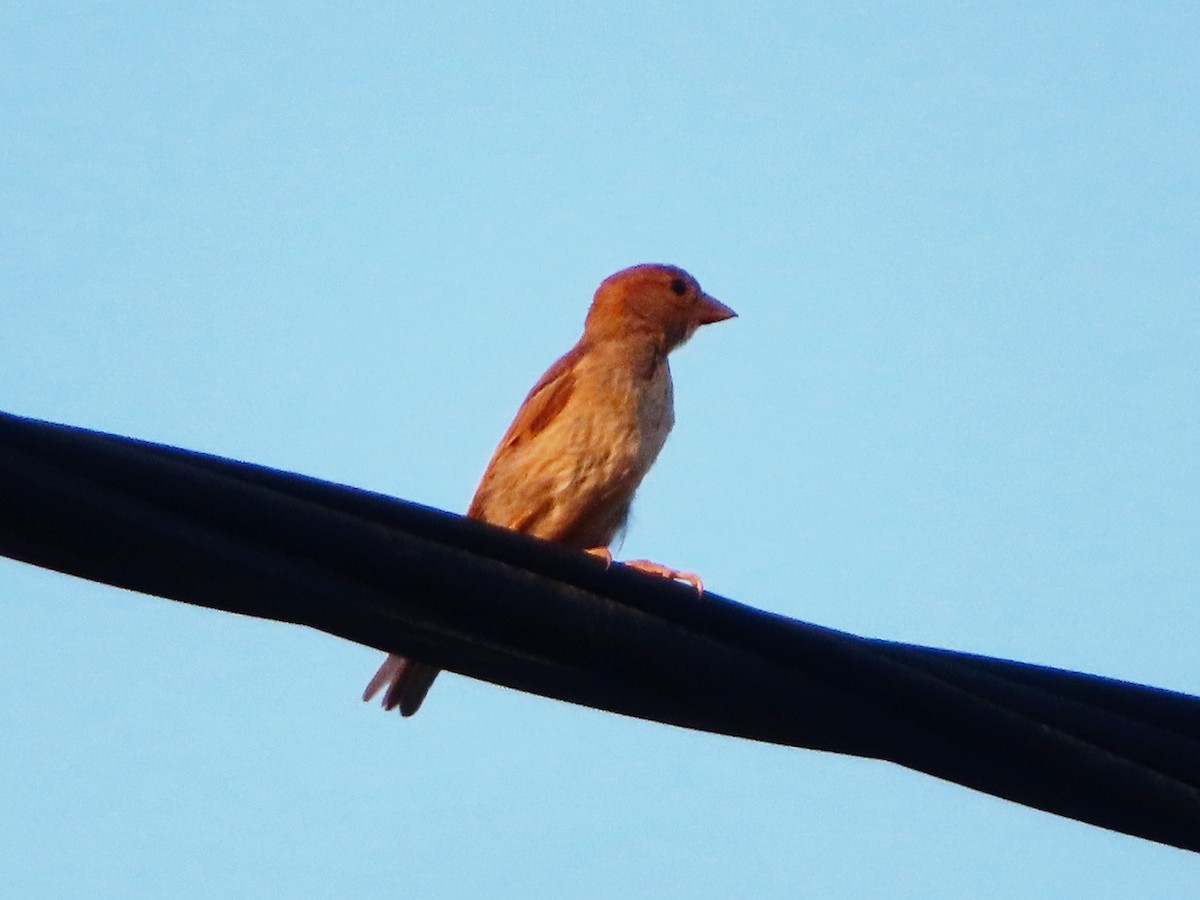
xmin=363 ymin=263 xmax=734 ymax=716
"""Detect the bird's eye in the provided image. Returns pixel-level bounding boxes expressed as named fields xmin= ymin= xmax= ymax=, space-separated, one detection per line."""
xmin=668 ymin=278 xmax=688 ymax=296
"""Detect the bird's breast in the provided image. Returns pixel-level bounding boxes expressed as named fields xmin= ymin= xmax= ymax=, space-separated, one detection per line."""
xmin=530 ymin=353 xmax=664 ymax=483
xmin=632 ymin=357 xmax=675 ymax=470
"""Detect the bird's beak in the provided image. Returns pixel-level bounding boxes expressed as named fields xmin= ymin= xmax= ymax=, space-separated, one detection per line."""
xmin=694 ymin=292 xmax=737 ymax=325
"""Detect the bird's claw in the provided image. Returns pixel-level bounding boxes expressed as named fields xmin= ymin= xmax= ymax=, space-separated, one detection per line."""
xmin=585 ymin=548 xmax=703 ymax=594
xmin=585 ymin=546 xmax=613 ymax=568
xmin=622 ymin=558 xmax=704 ymax=594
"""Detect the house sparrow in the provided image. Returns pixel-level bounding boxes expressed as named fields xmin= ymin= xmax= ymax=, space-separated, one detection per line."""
xmin=363 ymin=263 xmax=736 ymax=716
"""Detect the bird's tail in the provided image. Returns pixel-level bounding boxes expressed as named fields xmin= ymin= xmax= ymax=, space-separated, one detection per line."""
xmin=362 ymin=654 xmax=440 ymax=717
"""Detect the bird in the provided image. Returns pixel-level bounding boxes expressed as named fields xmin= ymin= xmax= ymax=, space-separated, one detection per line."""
xmin=363 ymin=263 xmax=736 ymax=716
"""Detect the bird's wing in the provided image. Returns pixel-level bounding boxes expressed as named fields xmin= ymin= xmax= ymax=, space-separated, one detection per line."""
xmin=466 ymin=342 xmax=583 ymax=525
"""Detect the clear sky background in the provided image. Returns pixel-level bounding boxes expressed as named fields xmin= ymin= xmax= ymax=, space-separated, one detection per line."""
xmin=2 ymin=3 xmax=1198 ymax=897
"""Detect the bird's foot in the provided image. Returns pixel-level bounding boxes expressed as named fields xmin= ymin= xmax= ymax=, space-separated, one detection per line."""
xmin=585 ymin=546 xmax=613 ymax=567
xmin=621 ymin=559 xmax=704 ymax=594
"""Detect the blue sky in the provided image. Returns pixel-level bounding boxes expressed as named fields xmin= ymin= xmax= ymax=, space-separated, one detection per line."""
xmin=2 ymin=3 xmax=1198 ymax=896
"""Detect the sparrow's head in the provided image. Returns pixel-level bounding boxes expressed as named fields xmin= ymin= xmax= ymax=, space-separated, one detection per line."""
xmin=584 ymin=263 xmax=736 ymax=351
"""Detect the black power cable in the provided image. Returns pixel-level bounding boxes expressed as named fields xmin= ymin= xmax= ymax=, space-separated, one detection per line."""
xmin=2 ymin=410 xmax=1198 ymax=852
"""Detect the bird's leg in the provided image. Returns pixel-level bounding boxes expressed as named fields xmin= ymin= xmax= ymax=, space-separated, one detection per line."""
xmin=585 ymin=546 xmax=613 ymax=568
xmin=621 ymin=559 xmax=704 ymax=595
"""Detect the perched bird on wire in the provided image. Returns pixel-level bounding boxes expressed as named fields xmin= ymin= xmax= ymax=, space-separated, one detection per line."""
xmin=363 ymin=263 xmax=736 ymax=716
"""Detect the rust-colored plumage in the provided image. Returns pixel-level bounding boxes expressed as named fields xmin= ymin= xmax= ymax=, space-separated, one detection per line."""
xmin=363 ymin=263 xmax=736 ymax=715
